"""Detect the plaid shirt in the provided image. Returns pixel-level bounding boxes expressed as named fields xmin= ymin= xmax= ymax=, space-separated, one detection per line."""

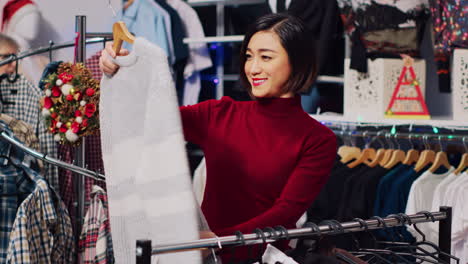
xmin=58 ymin=52 xmax=106 ymax=225
xmin=6 ymin=165 xmax=75 ymax=264
xmin=0 ymin=75 xmax=59 ymax=191
xmin=78 ymin=185 xmax=114 ymax=264
xmin=0 ymin=124 xmax=31 ymax=263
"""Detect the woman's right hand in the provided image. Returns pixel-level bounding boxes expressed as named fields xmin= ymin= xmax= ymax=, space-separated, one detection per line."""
xmin=99 ymin=42 xmax=130 ymax=76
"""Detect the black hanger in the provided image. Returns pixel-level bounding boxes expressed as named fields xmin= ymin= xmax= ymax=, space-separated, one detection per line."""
xmin=347 ymin=217 xmax=393 ymax=264
xmin=381 ymin=213 xmax=455 ymax=264
xmin=228 ymin=231 xmax=246 ymax=264
xmin=253 ymin=228 xmax=268 ymax=262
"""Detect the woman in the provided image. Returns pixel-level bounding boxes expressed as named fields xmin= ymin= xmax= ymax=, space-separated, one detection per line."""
xmin=101 ymin=13 xmax=336 ymax=259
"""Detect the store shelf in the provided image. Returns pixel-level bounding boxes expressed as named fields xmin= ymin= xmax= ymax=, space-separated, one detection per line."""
xmin=183 ymin=35 xmax=244 ymax=44
xmin=188 ymin=0 xmax=266 ymax=7
xmin=310 ymin=114 xmax=468 ymax=129
xmin=317 ymin=75 xmax=344 ymax=84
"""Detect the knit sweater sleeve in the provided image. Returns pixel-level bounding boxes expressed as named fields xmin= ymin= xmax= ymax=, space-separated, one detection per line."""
xmin=216 ymin=131 xmax=337 ymax=235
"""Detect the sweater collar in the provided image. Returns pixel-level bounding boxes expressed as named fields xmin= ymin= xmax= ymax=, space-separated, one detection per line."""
xmin=254 ymin=95 xmax=303 ymax=117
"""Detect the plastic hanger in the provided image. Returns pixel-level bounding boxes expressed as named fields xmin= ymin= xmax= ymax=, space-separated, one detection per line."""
xmin=378 ymin=133 xmax=394 ymax=167
xmin=367 ymin=131 xmax=386 ymax=168
xmin=428 ymin=136 xmax=451 ymax=173
xmin=338 ymin=131 xmax=361 ymax=164
xmin=403 ymin=149 xmax=420 ymax=165
xmin=403 ymin=134 xmax=420 ymax=165
xmin=384 ymin=133 xmax=406 ymax=169
xmin=347 ymin=131 xmax=376 ymax=168
xmin=454 ymin=137 xmax=467 ymax=175
xmin=414 ymin=136 xmax=435 ymax=172
xmin=112 ymin=21 xmax=135 ymax=54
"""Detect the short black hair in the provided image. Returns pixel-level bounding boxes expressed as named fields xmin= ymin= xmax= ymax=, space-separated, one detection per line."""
xmin=239 ymin=13 xmax=317 ymax=97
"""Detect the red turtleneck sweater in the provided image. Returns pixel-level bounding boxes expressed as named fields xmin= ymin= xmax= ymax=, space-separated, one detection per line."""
xmin=180 ymin=96 xmax=336 ymax=236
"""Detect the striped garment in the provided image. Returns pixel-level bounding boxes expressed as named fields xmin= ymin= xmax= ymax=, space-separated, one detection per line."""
xmin=6 ymin=165 xmax=75 ymax=264
xmin=0 ymin=75 xmax=58 ymax=191
xmin=78 ymin=185 xmax=114 ymax=264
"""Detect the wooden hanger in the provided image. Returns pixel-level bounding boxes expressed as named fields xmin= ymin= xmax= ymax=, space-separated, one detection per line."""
xmin=384 ymin=149 xmax=405 ymax=169
xmin=454 ymin=137 xmax=468 ymax=175
xmin=338 ymin=131 xmax=361 ymax=164
xmin=112 ymin=21 xmax=135 ymax=54
xmin=428 ymin=136 xmax=452 ymax=173
xmin=339 ymin=146 xmax=361 ymax=164
xmin=367 ymin=148 xmax=386 ymax=168
xmin=403 ymin=134 xmax=419 ymax=165
xmin=428 ymin=151 xmax=451 ymax=173
xmin=403 ymin=149 xmax=420 ymax=165
xmin=414 ymin=149 xmax=436 ymax=172
xmin=123 ymin=0 xmax=135 ymax=10
xmin=454 ymin=153 xmax=468 ymax=175
xmin=348 ymin=148 xmax=376 ymax=168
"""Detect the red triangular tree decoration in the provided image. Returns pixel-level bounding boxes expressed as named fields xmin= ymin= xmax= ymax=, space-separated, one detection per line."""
xmin=385 ymin=55 xmax=430 ymax=119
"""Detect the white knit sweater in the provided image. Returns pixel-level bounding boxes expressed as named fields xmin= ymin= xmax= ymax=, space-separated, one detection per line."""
xmin=100 ymin=37 xmax=201 ymax=264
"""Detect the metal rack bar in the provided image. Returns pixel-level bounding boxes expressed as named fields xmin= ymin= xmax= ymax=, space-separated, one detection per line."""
xmin=183 ymin=35 xmax=244 ymax=44
xmin=439 ymin=206 xmax=452 ymax=262
xmin=0 ymin=34 xmax=112 ymax=67
xmin=135 ymin=210 xmax=448 ymax=262
xmin=188 ymin=0 xmax=266 ymax=7
xmin=332 ymin=129 xmax=467 ymax=142
xmin=74 ymin=15 xmax=87 ymax=249
xmin=0 ymin=129 xmax=105 ymax=181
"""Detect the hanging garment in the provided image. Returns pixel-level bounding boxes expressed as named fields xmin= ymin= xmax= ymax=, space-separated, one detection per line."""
xmin=267 ymin=0 xmax=292 ymax=14
xmin=405 ymin=167 xmax=454 ymax=242
xmin=336 ymin=0 xmax=430 ymax=72
xmin=166 ymin=0 xmax=212 ymax=106
xmin=436 ymin=170 xmax=468 ymax=262
xmin=307 ymin=157 xmax=367 ymax=224
xmin=288 ymin=0 xmax=345 ymax=75
xmin=78 ymin=185 xmax=114 ymax=264
xmin=0 ymin=75 xmax=58 ymax=190
xmin=100 ymin=37 xmax=201 ymax=264
xmin=118 ymin=0 xmax=172 ymax=62
xmin=154 ymin=0 xmax=189 ymax=104
xmin=429 ymin=0 xmax=468 ymax=92
xmin=262 ymin=244 xmax=298 ymax=264
xmin=0 ymin=124 xmax=31 ymax=263
xmin=6 ymin=165 xmax=75 ymax=264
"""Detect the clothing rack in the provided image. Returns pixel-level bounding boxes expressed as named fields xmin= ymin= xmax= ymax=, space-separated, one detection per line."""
xmin=0 ymin=33 xmax=112 ymax=67
xmin=136 ymin=207 xmax=453 ymax=264
xmin=332 ymin=130 xmax=467 ymax=142
xmin=0 ymin=124 xmax=105 ymax=181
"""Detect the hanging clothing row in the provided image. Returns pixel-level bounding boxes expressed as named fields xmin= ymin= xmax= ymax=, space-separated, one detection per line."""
xmin=307 ymin=130 xmax=467 ymax=260
xmin=0 ymin=33 xmax=115 ymax=263
xmin=0 ymin=119 xmax=114 ymax=264
xmin=136 ymin=209 xmax=456 ymax=264
xmin=119 ymin=0 xmax=212 ymax=105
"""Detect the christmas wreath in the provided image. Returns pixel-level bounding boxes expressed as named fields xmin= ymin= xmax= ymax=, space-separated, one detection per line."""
xmin=40 ymin=62 xmax=99 ymax=145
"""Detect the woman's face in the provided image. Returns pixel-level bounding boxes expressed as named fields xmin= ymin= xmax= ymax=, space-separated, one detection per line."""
xmin=0 ymin=45 xmax=18 ymax=75
xmin=244 ymin=31 xmax=293 ymax=98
